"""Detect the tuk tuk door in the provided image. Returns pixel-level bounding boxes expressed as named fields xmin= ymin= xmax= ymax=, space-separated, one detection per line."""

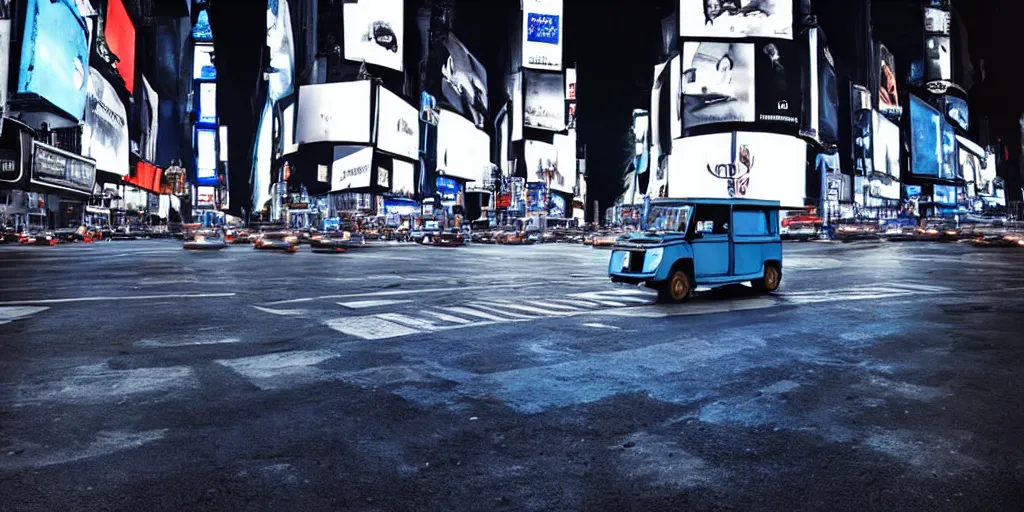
xmin=689 ymin=204 xmax=731 ymax=279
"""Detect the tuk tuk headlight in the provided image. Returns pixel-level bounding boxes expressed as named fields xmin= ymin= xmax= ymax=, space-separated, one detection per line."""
xmin=644 ymin=248 xmax=664 ymax=273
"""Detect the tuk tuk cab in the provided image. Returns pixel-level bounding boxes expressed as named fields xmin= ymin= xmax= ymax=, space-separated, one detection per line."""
xmin=608 ymin=198 xmax=784 ymax=302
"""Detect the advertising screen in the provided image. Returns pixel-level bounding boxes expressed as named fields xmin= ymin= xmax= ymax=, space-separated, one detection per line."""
xmin=376 ymin=86 xmax=419 ymax=161
xmin=525 ymin=140 xmax=569 ymax=194
xmin=198 ymin=83 xmax=217 ymax=124
xmin=523 ymin=70 xmax=566 ymax=131
xmin=681 ymin=42 xmax=755 ymax=128
xmin=933 ymin=184 xmax=956 ymax=205
xmin=958 ymin=147 xmax=979 ymax=186
xmin=267 ymin=0 xmax=295 ymax=101
xmin=343 ymin=0 xmax=404 ymax=72
xmin=944 ymin=95 xmax=968 ymax=132
xmin=877 ymin=43 xmax=899 ymax=116
xmin=939 ymin=111 xmax=957 ymax=180
xmin=925 ymin=35 xmax=951 ymax=83
xmin=553 ymin=132 xmax=576 ymax=194
xmin=252 ymin=101 xmax=273 ymax=213
xmin=924 ymin=7 xmax=950 ymax=34
xmin=142 ymin=76 xmax=159 ymax=163
xmin=815 ymin=29 xmax=840 ymax=144
xmin=566 ymin=67 xmax=576 ymax=100
xmin=105 ymin=0 xmax=135 ymax=93
xmin=196 ymin=186 xmax=216 ymax=209
xmin=195 ymin=128 xmax=217 ymax=185
xmin=868 ymin=177 xmax=899 ymax=200
xmin=754 ymin=41 xmax=801 ymax=125
xmin=511 ymin=72 xmax=524 ymax=141
xmin=441 ymin=35 xmax=488 ymax=129
xmin=905 ymin=185 xmax=922 ymax=198
xmin=82 ymin=68 xmax=129 ymax=176
xmin=651 ymin=62 xmax=665 ymax=157
xmin=392 ymin=159 xmax=416 ymax=197
xmin=331 ymin=146 xmax=374 ymax=191
xmin=17 ymin=0 xmax=90 ymax=121
xmin=910 ymin=95 xmax=949 ymax=178
xmin=667 ymin=131 xmax=806 ymax=206
xmin=194 ymin=45 xmax=216 ymax=80
xmin=522 ymin=0 xmax=563 ymax=71
xmin=436 ymin=109 xmax=490 ymax=182
xmin=192 ymin=9 xmax=212 ymax=41
xmin=872 ymin=112 xmax=900 ymax=179
xmin=977 ymin=151 xmax=997 ymax=196
xmin=633 ymin=111 xmax=650 ymax=175
xmin=296 ymin=81 xmax=372 ymax=144
xmin=679 ymin=0 xmax=793 ymax=40
xmin=669 ymin=54 xmax=681 ymax=139
xmin=549 ymin=194 xmax=567 ymax=217
xmin=384 ymin=199 xmax=418 ymax=216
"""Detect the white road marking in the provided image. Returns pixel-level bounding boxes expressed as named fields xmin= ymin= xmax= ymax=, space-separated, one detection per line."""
xmin=135 ymin=336 xmax=242 ymax=348
xmin=888 ymin=282 xmax=951 ymax=292
xmin=548 ymin=298 xmax=604 ymax=308
xmin=782 ymin=292 xmax=916 ymax=305
xmin=447 ymin=306 xmax=509 ymax=322
xmin=5 ymin=364 xmax=197 ymax=406
xmin=485 ymin=301 xmax=574 ymax=316
xmin=0 ymin=306 xmax=48 ymax=324
xmin=337 ymin=299 xmax=415 ymax=309
xmin=216 ymin=350 xmax=338 ymax=390
xmin=524 ymin=300 xmax=584 ymax=311
xmin=583 ymin=323 xmax=621 ymax=330
xmin=263 ymin=282 xmax=552 ymax=305
xmin=376 ymin=313 xmax=444 ymax=331
xmin=421 ymin=311 xmax=475 ymax=324
xmin=0 ymin=293 xmax=236 ymax=306
xmin=0 ymin=429 xmax=169 ymax=471
xmin=324 ymin=316 xmax=419 ymax=340
xmin=251 ymin=306 xmax=307 ymax=316
xmin=468 ymin=303 xmax=537 ymax=319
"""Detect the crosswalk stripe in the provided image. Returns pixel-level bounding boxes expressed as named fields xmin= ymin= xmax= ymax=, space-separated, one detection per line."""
xmin=446 ymin=306 xmax=509 ymax=322
xmin=376 ymin=313 xmax=443 ymax=331
xmin=422 ymin=311 xmax=475 ymax=324
xmin=337 ymin=299 xmax=415 ymax=309
xmin=524 ymin=300 xmax=585 ymax=311
xmin=324 ymin=316 xmax=419 ymax=340
xmin=891 ymin=283 xmax=951 ymax=292
xmin=470 ymin=303 xmax=537 ymax=319
xmin=595 ymin=289 xmax=652 ymax=297
xmin=547 ymin=298 xmax=604 ymax=308
xmin=485 ymin=301 xmax=573 ymax=316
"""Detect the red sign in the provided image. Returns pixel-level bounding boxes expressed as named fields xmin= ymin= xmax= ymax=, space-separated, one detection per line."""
xmin=496 ymin=193 xmax=511 ymax=209
xmin=123 ymin=162 xmax=163 ymax=193
xmin=106 ymin=0 xmax=136 ymax=93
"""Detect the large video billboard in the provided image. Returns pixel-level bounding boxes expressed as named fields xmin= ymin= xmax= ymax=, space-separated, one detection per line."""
xmin=331 ymin=146 xmax=375 ymax=192
xmin=681 ymin=42 xmax=755 ymax=128
xmin=82 ymin=68 xmax=129 ymax=176
xmin=267 ymin=0 xmax=296 ymax=101
xmin=105 ymin=0 xmax=136 ymax=93
xmin=376 ymin=86 xmax=419 ymax=161
xmin=437 ymin=109 xmax=490 ymax=183
xmin=523 ymin=70 xmax=566 ymax=132
xmin=679 ymin=0 xmax=793 ymax=40
xmin=343 ymin=0 xmax=404 ymax=72
xmin=17 ymin=0 xmax=90 ymax=121
xmin=522 ymin=0 xmax=563 ymax=71
xmin=668 ymin=131 xmax=806 ymax=206
xmin=441 ymin=34 xmax=489 ymax=129
xmin=296 ymin=81 xmax=373 ymax=144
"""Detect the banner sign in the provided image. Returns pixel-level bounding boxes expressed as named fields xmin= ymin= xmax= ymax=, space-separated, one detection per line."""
xmin=31 ymin=141 xmax=96 ymax=196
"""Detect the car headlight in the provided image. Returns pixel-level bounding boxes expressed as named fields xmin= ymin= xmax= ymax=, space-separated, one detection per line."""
xmin=643 ymin=248 xmax=663 ymax=273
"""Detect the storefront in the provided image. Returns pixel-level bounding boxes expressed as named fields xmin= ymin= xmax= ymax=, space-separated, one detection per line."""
xmin=27 ymin=141 xmax=97 ymax=229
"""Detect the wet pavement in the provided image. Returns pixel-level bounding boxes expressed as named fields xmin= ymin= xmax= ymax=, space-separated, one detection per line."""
xmin=1 ymin=240 xmax=1023 ymax=510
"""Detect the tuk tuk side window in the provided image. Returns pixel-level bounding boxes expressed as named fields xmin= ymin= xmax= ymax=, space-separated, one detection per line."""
xmin=690 ymin=205 xmax=730 ymax=235
xmin=733 ymin=208 xmax=770 ymax=236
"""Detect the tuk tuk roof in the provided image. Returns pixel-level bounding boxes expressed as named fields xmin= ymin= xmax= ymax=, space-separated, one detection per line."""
xmin=652 ymin=198 xmax=788 ymax=209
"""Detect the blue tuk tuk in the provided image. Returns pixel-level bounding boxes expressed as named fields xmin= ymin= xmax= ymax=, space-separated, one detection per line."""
xmin=608 ymin=198 xmax=784 ymax=302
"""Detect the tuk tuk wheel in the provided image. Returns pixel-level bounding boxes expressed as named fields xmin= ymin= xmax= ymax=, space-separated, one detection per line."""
xmin=754 ymin=264 xmax=782 ymax=293
xmin=659 ymin=270 xmax=692 ymax=303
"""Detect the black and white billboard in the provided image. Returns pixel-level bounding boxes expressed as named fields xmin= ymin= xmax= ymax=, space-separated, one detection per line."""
xmin=437 ymin=109 xmax=490 ymax=183
xmin=872 ymin=111 xmax=901 ymax=179
xmin=807 ymin=27 xmax=839 ymax=145
xmin=392 ymin=159 xmax=416 ymax=198
xmin=681 ymin=42 xmax=755 ymax=128
xmin=82 ymin=67 xmax=129 ymax=175
xmin=375 ymin=85 xmax=419 ymax=161
xmin=924 ymin=35 xmax=951 ymax=83
xmin=679 ymin=0 xmax=794 ymax=40
xmin=526 ymin=139 xmax=571 ymax=194
xmin=524 ymin=69 xmax=566 ymax=131
xmin=343 ymin=0 xmax=404 ymax=72
xmin=522 ymin=0 xmax=563 ymax=71
xmin=511 ymin=71 xmax=524 ymax=141
xmin=441 ymin=34 xmax=488 ymax=129
xmin=31 ymin=141 xmax=96 ymax=196
xmin=267 ymin=0 xmax=296 ymax=101
xmin=331 ymin=145 xmax=374 ymax=191
xmin=139 ymin=76 xmax=159 ymax=163
xmin=296 ymin=81 xmax=373 ymax=144
xmin=754 ymin=41 xmax=800 ymax=125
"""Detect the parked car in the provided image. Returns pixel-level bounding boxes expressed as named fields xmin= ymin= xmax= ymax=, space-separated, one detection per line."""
xmin=592 ymin=231 xmax=621 ymax=248
xmin=609 ymin=198 xmax=783 ymax=302
xmin=780 ymin=210 xmax=822 ymax=239
xmin=254 ymin=232 xmax=299 ymax=252
xmin=433 ymin=229 xmax=466 ymax=247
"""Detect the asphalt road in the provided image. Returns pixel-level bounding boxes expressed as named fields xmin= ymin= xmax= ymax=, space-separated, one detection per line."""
xmin=1 ymin=239 xmax=1023 ymax=511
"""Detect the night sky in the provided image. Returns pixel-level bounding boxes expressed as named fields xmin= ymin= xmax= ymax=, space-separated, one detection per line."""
xmin=207 ymin=0 xmax=1023 ymax=217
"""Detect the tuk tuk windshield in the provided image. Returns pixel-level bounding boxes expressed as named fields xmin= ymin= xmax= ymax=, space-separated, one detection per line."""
xmin=646 ymin=205 xmax=693 ymax=233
